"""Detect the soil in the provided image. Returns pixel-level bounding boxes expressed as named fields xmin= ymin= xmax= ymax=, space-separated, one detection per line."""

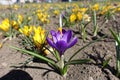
xmin=0 ymin=5 xmax=120 ymax=80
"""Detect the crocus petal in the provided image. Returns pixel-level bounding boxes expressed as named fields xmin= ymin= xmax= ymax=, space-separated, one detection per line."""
xmin=46 ymin=37 xmax=56 ymax=49
xmin=67 ymin=37 xmax=77 ymax=48
xmin=50 ymin=30 xmax=59 ymax=43
xmin=62 ymin=30 xmax=72 ymax=43
xmin=50 ymin=30 xmax=56 ymax=36
xmin=61 ymin=29 xmax=66 ymax=34
xmin=56 ymin=31 xmax=62 ymax=40
xmin=52 ymin=36 xmax=57 ymax=43
xmin=56 ymin=40 xmax=67 ymax=56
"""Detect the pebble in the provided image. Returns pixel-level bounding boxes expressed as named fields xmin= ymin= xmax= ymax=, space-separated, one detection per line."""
xmin=88 ymin=77 xmax=94 ymax=80
xmin=1 ymin=62 xmax=7 ymax=67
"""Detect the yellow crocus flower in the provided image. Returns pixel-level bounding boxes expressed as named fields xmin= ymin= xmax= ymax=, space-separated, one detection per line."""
xmin=19 ymin=25 xmax=32 ymax=36
xmin=18 ymin=14 xmax=23 ymax=24
xmin=33 ymin=26 xmax=46 ymax=48
xmin=12 ymin=20 xmax=19 ymax=30
xmin=33 ymin=26 xmax=42 ymax=34
xmin=77 ymin=12 xmax=82 ymax=21
xmin=99 ymin=6 xmax=107 ymax=15
xmin=92 ymin=3 xmax=99 ymax=11
xmin=41 ymin=17 xmax=49 ymax=24
xmin=54 ymin=10 xmax=59 ymax=16
xmin=100 ymin=5 xmax=113 ymax=15
xmin=79 ymin=8 xmax=88 ymax=14
xmin=0 ymin=18 xmax=10 ymax=32
xmin=37 ymin=13 xmax=43 ymax=20
xmin=70 ymin=13 xmax=77 ymax=23
xmin=43 ymin=13 xmax=49 ymax=19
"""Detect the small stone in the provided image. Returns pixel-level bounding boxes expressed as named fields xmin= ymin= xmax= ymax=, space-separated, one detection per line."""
xmin=88 ymin=77 xmax=94 ymax=80
xmin=1 ymin=62 xmax=7 ymax=67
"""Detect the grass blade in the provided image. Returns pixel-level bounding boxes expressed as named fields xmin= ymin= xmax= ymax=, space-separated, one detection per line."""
xmin=10 ymin=46 xmax=57 ymax=67
xmin=109 ymin=28 xmax=120 ymax=45
xmin=66 ymin=59 xmax=90 ymax=65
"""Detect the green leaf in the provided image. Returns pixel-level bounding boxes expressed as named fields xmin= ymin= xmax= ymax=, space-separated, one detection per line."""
xmin=10 ymin=46 xmax=57 ymax=67
xmin=58 ymin=65 xmax=68 ymax=76
xmin=102 ymin=57 xmax=112 ymax=68
xmin=93 ymin=10 xmax=97 ymax=27
xmin=62 ymin=65 xmax=68 ymax=76
xmin=54 ymin=50 xmax=60 ymax=61
xmin=109 ymin=28 xmax=120 ymax=45
xmin=93 ymin=10 xmax=98 ymax=36
xmin=66 ymin=59 xmax=90 ymax=65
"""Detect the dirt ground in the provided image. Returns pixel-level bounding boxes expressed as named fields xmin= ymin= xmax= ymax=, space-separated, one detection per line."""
xmin=0 ymin=7 xmax=120 ymax=80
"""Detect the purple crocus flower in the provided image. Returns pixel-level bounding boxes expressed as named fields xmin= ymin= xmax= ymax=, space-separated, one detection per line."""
xmin=46 ymin=28 xmax=77 ymax=56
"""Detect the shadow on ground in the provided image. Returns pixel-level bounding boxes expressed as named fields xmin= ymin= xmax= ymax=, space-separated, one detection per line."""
xmin=0 ymin=69 xmax=33 ymax=80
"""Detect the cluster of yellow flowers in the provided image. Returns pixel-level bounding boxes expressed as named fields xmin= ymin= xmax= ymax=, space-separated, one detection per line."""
xmin=67 ymin=2 xmax=120 ymax=24
xmin=70 ymin=7 xmax=90 ymax=23
xmin=36 ymin=9 xmax=50 ymax=24
xmin=0 ymin=14 xmax=24 ymax=32
xmin=0 ymin=2 xmax=118 ymax=32
xmin=99 ymin=4 xmax=120 ymax=15
xmin=19 ymin=25 xmax=33 ymax=36
xmin=19 ymin=25 xmax=46 ymax=49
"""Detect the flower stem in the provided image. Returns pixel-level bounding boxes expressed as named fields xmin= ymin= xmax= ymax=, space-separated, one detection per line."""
xmin=81 ymin=23 xmax=86 ymax=41
xmin=93 ymin=10 xmax=97 ymax=36
xmin=116 ymin=41 xmax=120 ymax=77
